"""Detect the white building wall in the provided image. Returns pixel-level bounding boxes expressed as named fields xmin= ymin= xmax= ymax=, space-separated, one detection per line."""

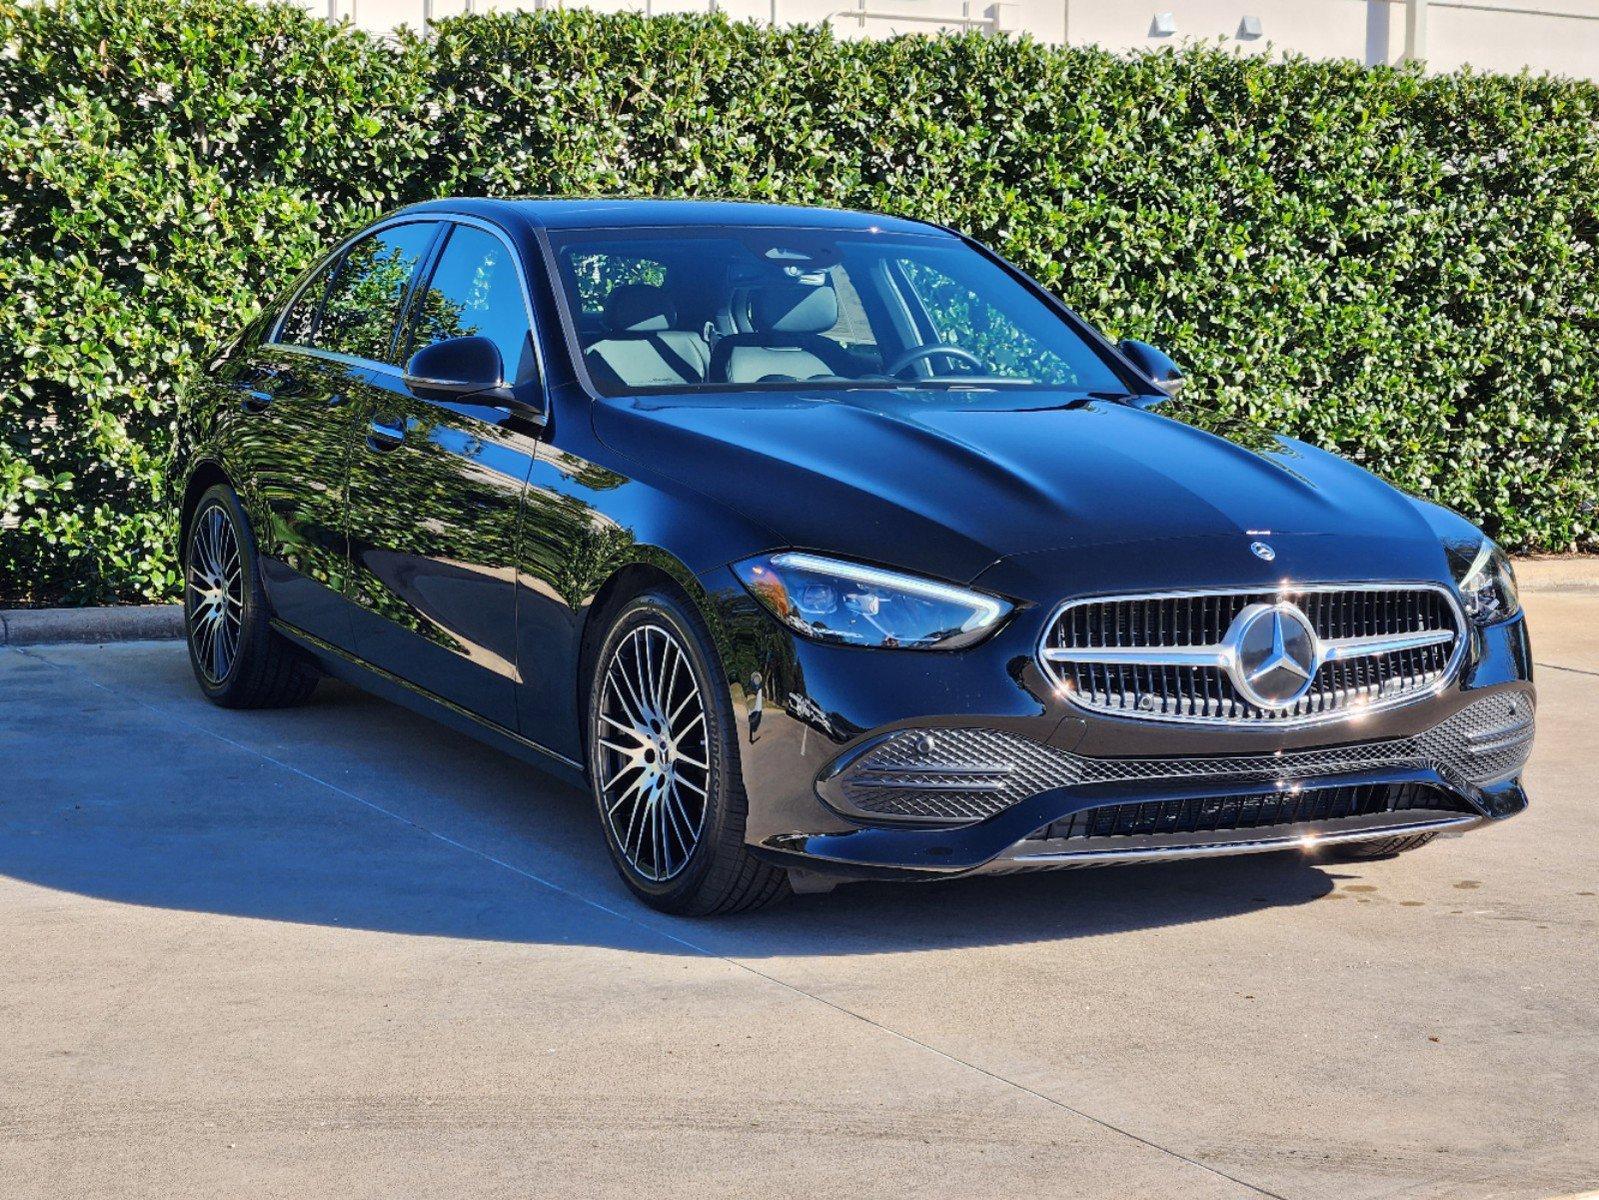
xmin=1062 ymin=0 xmax=1599 ymax=78
xmin=321 ymin=0 xmax=1599 ymax=81
xmin=1427 ymin=1 xmax=1598 ymax=78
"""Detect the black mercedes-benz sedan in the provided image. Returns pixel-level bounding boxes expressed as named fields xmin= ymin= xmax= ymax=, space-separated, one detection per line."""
xmin=171 ymin=198 xmax=1534 ymax=914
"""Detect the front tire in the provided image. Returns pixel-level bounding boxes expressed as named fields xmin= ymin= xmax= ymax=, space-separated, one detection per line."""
xmin=183 ymin=484 xmax=319 ymax=709
xmin=587 ymin=588 xmax=790 ymax=915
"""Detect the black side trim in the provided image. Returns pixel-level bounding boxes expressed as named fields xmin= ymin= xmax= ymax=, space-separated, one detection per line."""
xmin=270 ymin=618 xmax=587 ymax=789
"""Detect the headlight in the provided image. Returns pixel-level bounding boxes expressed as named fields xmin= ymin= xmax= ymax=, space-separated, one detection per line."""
xmin=1448 ymin=537 xmax=1520 ymax=625
xmin=733 ymin=552 xmax=1013 ymax=650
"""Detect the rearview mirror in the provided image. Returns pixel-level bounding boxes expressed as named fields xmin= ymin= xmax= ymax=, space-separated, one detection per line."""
xmin=1118 ymin=339 xmax=1186 ymax=396
xmin=404 ymin=336 xmax=514 ymax=404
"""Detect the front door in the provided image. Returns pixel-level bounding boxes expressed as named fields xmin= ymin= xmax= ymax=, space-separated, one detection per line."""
xmin=343 ymin=221 xmax=543 ymax=731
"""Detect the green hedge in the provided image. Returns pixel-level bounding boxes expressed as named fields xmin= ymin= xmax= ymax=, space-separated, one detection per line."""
xmin=3 ymin=0 xmax=1597 ymax=604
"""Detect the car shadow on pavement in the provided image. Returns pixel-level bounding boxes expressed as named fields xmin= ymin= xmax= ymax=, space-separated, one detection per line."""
xmin=3 ymin=646 xmax=1337 ymax=957
xmin=703 ymin=856 xmax=1337 ymax=957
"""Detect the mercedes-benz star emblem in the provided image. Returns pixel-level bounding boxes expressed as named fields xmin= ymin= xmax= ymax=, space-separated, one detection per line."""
xmin=1250 ymin=540 xmax=1276 ymax=562
xmin=1225 ymin=602 xmax=1319 ymax=709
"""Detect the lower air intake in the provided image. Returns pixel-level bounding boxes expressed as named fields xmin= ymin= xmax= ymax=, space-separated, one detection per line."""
xmin=1026 ymin=782 xmax=1470 ymax=842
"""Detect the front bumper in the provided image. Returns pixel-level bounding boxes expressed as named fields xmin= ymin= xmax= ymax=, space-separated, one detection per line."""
xmin=700 ymin=559 xmax=1535 ymax=882
xmin=764 ymin=774 xmax=1522 ymax=880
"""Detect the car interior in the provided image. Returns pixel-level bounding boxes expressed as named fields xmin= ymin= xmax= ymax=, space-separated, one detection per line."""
xmin=583 ymin=277 xmax=873 ymax=390
xmin=553 ymin=228 xmax=1126 ymax=396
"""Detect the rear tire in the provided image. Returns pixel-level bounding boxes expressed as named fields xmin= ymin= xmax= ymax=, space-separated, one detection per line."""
xmin=183 ymin=483 xmax=320 ymax=709
xmin=1318 ymin=832 xmax=1438 ymax=862
xmin=586 ymin=587 xmax=790 ymax=916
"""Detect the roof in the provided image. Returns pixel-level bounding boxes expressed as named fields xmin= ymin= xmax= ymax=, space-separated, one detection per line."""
xmin=399 ymin=196 xmax=952 ymax=236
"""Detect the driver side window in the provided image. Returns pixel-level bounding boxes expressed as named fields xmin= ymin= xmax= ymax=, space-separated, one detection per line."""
xmin=893 ymin=258 xmax=1075 ymax=385
xmin=404 ymin=224 xmax=536 ymax=382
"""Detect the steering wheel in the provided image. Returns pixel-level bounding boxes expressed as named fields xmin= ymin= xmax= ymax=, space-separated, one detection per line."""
xmin=886 ymin=343 xmax=985 ymax=378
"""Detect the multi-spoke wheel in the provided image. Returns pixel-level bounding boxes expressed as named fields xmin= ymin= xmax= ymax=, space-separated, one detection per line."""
xmin=587 ymin=589 xmax=791 ymax=914
xmin=596 ymin=623 xmax=710 ymax=882
xmin=186 ymin=503 xmax=245 ymax=686
xmin=182 ymin=483 xmax=319 ymax=709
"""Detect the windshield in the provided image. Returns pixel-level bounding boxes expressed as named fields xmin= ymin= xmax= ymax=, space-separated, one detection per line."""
xmin=545 ymin=226 xmax=1129 ymax=397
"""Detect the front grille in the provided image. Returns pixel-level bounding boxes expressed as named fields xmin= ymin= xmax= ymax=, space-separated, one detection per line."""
xmin=1027 ymin=782 xmax=1468 ymax=841
xmin=820 ymin=692 xmax=1532 ymax=824
xmin=1042 ymin=585 xmax=1464 ymax=726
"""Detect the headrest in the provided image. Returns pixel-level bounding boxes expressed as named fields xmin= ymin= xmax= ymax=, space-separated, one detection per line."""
xmin=604 ymin=283 xmax=676 ymax=332
xmin=748 ymin=284 xmax=838 ymax=334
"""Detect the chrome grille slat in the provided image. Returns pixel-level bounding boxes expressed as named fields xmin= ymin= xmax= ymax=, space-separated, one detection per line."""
xmin=1040 ymin=584 xmax=1465 ymax=728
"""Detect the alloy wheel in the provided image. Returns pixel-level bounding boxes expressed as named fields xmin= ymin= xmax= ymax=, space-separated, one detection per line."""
xmin=186 ymin=503 xmax=245 ymax=685
xmin=595 ymin=622 xmax=711 ymax=882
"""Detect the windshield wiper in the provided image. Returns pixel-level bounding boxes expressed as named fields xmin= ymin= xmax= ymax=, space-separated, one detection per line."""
xmin=1084 ymin=390 xmax=1163 ymax=408
xmin=922 ymin=377 xmax=1033 ymax=388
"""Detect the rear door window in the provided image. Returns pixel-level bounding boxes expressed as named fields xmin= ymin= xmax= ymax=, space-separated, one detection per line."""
xmin=276 ymin=260 xmax=334 ymax=347
xmin=314 ymin=222 xmax=437 ymax=364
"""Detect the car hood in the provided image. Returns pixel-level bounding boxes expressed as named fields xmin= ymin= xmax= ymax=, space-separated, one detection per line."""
xmin=593 ymin=389 xmax=1441 ymax=586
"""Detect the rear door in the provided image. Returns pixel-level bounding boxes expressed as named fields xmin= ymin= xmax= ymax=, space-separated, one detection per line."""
xmin=236 ymin=220 xmax=440 ymax=647
xmin=343 ymin=218 xmax=544 ymax=731
xmin=236 ymin=216 xmax=441 ymax=649
xmin=225 ymin=260 xmax=350 ymax=645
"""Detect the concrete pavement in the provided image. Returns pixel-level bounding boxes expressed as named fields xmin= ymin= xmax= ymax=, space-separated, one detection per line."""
xmin=0 ymin=594 xmax=1595 ymax=1199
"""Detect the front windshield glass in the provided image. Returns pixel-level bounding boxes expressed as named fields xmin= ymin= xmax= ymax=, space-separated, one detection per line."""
xmin=545 ymin=226 xmax=1128 ymax=397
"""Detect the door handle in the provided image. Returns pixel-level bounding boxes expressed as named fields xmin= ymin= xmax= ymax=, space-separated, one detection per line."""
xmin=366 ymin=416 xmax=406 ymax=451
xmin=237 ymin=388 xmax=273 ymax=414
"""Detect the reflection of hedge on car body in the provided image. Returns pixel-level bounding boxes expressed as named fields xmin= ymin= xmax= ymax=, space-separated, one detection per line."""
xmin=317 ymin=245 xmax=419 ymax=363
xmin=3 ymin=0 xmax=1598 ymax=604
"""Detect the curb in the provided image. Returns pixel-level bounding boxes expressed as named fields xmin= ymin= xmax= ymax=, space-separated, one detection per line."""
xmin=0 ymin=604 xmax=184 ymax=647
xmin=1512 ymin=557 xmax=1599 ymax=596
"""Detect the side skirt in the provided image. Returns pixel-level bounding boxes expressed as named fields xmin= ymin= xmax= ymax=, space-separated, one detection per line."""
xmin=271 ymin=618 xmax=588 ymax=791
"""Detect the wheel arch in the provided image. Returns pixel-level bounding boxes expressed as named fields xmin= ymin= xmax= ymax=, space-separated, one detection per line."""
xmin=573 ymin=549 xmax=731 ymax=766
xmin=176 ymin=459 xmax=236 ymax=564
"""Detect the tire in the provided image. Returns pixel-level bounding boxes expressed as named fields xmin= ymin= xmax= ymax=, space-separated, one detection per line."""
xmin=183 ymin=483 xmax=320 ymax=709
xmin=586 ymin=587 xmax=790 ymax=915
xmin=1317 ymin=832 xmax=1438 ymax=862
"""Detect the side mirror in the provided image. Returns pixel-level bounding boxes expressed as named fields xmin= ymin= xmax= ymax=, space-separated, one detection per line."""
xmin=404 ymin=336 xmax=514 ymax=404
xmin=1118 ymin=339 xmax=1186 ymax=396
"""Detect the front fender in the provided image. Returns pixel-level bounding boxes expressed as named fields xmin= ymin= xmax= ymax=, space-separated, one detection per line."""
xmin=511 ymin=395 xmax=782 ymax=764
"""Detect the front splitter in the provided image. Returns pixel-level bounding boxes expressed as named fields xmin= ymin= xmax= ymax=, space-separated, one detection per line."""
xmin=753 ymin=770 xmax=1526 ymax=882
xmin=973 ymin=811 xmax=1482 ymax=874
